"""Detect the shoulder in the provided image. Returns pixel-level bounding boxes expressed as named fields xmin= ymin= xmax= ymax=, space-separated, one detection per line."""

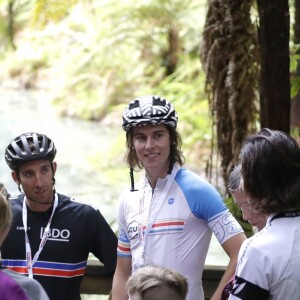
xmin=9 ymin=194 xmax=24 ymax=204
xmin=239 ymin=229 xmax=275 ymax=261
xmin=2 ymin=269 xmax=49 ymax=300
xmin=7 ymin=194 xmax=23 ymax=212
xmin=175 ymin=167 xmax=223 ymax=205
xmin=56 ymin=194 xmax=106 ymax=224
xmin=0 ymin=270 xmax=29 ymax=300
xmin=3 ymin=269 xmax=31 ymax=284
xmin=57 ymin=193 xmax=99 ymax=212
xmin=174 ymin=168 xmax=227 ymax=220
xmin=176 ymin=168 xmax=221 ymax=196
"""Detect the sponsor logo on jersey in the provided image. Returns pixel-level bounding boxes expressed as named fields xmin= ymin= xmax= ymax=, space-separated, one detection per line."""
xmin=168 ymin=197 xmax=175 ymax=204
xmin=40 ymin=227 xmax=70 ymax=242
xmin=17 ymin=226 xmax=31 ymax=230
xmin=127 ymin=221 xmax=139 ymax=240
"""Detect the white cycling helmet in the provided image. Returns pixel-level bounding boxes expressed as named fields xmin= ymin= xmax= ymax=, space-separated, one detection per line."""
xmin=122 ymin=95 xmax=178 ymax=131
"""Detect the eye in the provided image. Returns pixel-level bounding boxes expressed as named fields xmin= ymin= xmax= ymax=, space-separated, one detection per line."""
xmin=23 ymin=171 xmax=34 ymax=178
xmin=134 ymin=135 xmax=146 ymax=142
xmin=41 ymin=167 xmax=51 ymax=174
xmin=154 ymin=132 xmax=163 ymax=139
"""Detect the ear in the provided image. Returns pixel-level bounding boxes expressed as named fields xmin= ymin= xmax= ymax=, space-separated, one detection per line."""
xmin=11 ymin=171 xmax=19 ymax=184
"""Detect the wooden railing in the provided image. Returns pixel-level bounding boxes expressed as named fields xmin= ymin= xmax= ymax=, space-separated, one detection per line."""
xmin=80 ymin=261 xmax=226 ymax=299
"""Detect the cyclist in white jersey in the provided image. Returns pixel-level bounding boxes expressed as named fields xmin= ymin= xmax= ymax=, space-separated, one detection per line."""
xmin=111 ymin=95 xmax=246 ymax=300
xmin=229 ymin=128 xmax=300 ymax=300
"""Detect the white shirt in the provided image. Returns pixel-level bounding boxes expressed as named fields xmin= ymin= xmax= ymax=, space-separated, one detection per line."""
xmin=117 ymin=164 xmax=243 ymax=300
xmin=229 ymin=211 xmax=300 ymax=300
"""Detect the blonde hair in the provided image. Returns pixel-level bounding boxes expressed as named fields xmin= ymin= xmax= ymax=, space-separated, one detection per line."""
xmin=0 ymin=187 xmax=12 ymax=234
xmin=126 ymin=265 xmax=188 ymax=299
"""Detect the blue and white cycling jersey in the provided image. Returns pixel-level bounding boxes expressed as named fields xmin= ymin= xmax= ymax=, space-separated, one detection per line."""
xmin=117 ymin=164 xmax=243 ymax=300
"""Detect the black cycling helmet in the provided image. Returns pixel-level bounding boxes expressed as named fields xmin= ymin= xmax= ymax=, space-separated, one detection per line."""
xmin=122 ymin=95 xmax=178 ymax=131
xmin=5 ymin=132 xmax=57 ymax=171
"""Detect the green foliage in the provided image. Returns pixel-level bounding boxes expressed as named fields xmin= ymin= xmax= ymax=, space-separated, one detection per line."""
xmin=0 ymin=0 xmax=215 ymax=190
xmin=290 ymin=44 xmax=300 ymax=97
xmin=290 ymin=51 xmax=300 ymax=73
xmin=291 ymin=76 xmax=300 ymax=98
xmin=31 ymin=0 xmax=77 ymax=26
xmin=0 ymin=41 xmax=49 ymax=87
xmin=45 ymin=0 xmax=208 ymax=126
xmin=0 ymin=13 xmax=8 ymax=51
xmin=224 ymin=196 xmax=254 ymax=238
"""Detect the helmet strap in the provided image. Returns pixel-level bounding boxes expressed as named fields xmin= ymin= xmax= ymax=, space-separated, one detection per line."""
xmin=130 ymin=167 xmax=138 ymax=192
xmin=168 ymin=162 xmax=173 ymax=175
xmin=168 ymin=144 xmax=176 ymax=174
xmin=50 ymin=162 xmax=57 ymax=195
xmin=15 ymin=173 xmax=23 ymax=193
xmin=52 ymin=177 xmax=56 ymax=195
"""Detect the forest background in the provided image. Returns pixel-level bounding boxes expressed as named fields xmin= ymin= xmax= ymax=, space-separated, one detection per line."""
xmin=1 ymin=0 xmax=300 ymax=235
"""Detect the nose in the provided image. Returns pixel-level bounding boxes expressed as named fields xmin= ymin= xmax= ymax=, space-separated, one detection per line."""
xmin=34 ymin=173 xmax=43 ymax=186
xmin=145 ymin=136 xmax=154 ymax=149
xmin=241 ymin=207 xmax=252 ymax=222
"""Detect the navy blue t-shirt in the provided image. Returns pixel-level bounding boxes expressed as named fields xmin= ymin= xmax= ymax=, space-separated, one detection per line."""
xmin=1 ymin=193 xmax=117 ymax=300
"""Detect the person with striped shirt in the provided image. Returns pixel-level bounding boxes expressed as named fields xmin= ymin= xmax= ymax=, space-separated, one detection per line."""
xmin=111 ymin=95 xmax=246 ymax=300
xmin=1 ymin=132 xmax=117 ymax=300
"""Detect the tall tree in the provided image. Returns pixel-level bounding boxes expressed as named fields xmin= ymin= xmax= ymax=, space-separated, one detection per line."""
xmin=257 ymin=0 xmax=290 ymax=132
xmin=200 ymin=0 xmax=258 ymax=187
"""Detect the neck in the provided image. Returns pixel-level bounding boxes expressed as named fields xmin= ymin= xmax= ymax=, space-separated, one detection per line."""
xmin=26 ymin=196 xmax=54 ymax=212
xmin=146 ymin=167 xmax=169 ymax=188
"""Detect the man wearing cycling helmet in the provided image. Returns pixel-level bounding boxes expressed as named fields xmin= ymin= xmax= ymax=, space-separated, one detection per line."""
xmin=111 ymin=95 xmax=246 ymax=300
xmin=1 ymin=132 xmax=117 ymax=300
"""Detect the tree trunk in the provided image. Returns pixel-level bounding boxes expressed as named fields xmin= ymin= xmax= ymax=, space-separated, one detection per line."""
xmin=7 ymin=0 xmax=16 ymax=50
xmin=257 ymin=0 xmax=290 ymax=133
xmin=164 ymin=25 xmax=180 ymax=76
xmin=200 ymin=0 xmax=258 ymax=187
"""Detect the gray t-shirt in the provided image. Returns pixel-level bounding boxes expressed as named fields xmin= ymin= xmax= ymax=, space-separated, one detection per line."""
xmin=2 ymin=269 xmax=49 ymax=300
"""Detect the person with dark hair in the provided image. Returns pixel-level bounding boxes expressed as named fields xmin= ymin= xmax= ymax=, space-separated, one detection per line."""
xmin=0 ymin=190 xmax=49 ymax=300
xmin=126 ymin=265 xmax=188 ymax=300
xmin=1 ymin=132 xmax=117 ymax=300
xmin=229 ymin=128 xmax=300 ymax=300
xmin=111 ymin=95 xmax=246 ymax=300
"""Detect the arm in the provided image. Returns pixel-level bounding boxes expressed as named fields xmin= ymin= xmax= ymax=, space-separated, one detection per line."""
xmin=111 ymin=256 xmax=132 ymax=300
xmin=210 ymin=232 xmax=246 ymax=300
